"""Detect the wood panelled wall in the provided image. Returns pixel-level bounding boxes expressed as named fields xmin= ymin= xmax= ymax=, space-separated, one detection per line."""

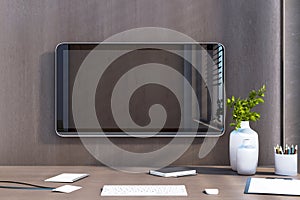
xmin=0 ymin=0 xmax=281 ymax=165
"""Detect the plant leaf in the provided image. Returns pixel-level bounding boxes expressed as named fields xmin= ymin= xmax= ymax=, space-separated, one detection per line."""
xmin=229 ymin=123 xmax=235 ymax=127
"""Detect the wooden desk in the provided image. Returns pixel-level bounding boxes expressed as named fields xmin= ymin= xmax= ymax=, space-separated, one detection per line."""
xmin=0 ymin=166 xmax=298 ymax=200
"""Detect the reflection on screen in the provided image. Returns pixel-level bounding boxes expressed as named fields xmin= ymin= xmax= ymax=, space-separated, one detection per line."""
xmin=56 ymin=43 xmax=224 ymax=137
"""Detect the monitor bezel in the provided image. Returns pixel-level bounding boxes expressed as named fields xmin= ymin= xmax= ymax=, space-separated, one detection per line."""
xmin=55 ymin=42 xmax=226 ymax=137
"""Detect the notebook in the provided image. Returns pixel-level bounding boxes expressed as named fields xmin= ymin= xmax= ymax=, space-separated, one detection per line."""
xmin=45 ymin=173 xmax=89 ymax=183
xmin=244 ymin=177 xmax=300 ymax=196
xmin=149 ymin=167 xmax=196 ymax=177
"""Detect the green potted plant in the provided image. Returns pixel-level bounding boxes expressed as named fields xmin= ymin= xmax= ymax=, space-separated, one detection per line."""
xmin=227 ymin=85 xmax=266 ymax=129
xmin=227 ymin=85 xmax=266 ymax=173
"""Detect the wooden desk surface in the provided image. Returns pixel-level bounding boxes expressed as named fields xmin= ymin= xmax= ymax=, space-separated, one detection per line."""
xmin=0 ymin=166 xmax=298 ymax=200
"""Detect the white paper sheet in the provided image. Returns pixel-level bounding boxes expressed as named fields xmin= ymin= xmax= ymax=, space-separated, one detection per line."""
xmin=52 ymin=185 xmax=82 ymax=193
xmin=45 ymin=173 xmax=89 ymax=183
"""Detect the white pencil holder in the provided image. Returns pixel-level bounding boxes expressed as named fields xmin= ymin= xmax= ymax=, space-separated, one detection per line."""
xmin=274 ymin=153 xmax=297 ymax=176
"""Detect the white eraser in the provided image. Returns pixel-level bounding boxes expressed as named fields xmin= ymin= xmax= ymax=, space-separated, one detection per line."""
xmin=204 ymin=188 xmax=219 ymax=195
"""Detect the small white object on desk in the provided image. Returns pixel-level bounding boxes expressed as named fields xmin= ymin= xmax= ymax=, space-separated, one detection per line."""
xmin=45 ymin=173 xmax=89 ymax=183
xmin=275 ymin=153 xmax=297 ymax=176
xmin=52 ymin=185 xmax=82 ymax=193
xmin=204 ymin=188 xmax=219 ymax=195
xmin=274 ymin=144 xmax=298 ymax=176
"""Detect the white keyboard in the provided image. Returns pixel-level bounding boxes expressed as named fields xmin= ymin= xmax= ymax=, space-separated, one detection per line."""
xmin=101 ymin=185 xmax=188 ymax=196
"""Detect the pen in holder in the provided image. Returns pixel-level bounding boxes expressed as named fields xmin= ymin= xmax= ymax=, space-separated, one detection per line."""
xmin=274 ymin=144 xmax=297 ymax=176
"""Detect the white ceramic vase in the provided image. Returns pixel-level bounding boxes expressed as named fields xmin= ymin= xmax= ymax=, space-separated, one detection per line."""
xmin=237 ymin=139 xmax=257 ymax=175
xmin=229 ymin=121 xmax=259 ymax=171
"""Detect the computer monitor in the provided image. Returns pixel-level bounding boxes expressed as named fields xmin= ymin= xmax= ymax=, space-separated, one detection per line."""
xmin=55 ymin=42 xmax=225 ymax=137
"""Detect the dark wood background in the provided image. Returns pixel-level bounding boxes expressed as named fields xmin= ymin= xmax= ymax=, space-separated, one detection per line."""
xmin=0 ymin=0 xmax=282 ymax=165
